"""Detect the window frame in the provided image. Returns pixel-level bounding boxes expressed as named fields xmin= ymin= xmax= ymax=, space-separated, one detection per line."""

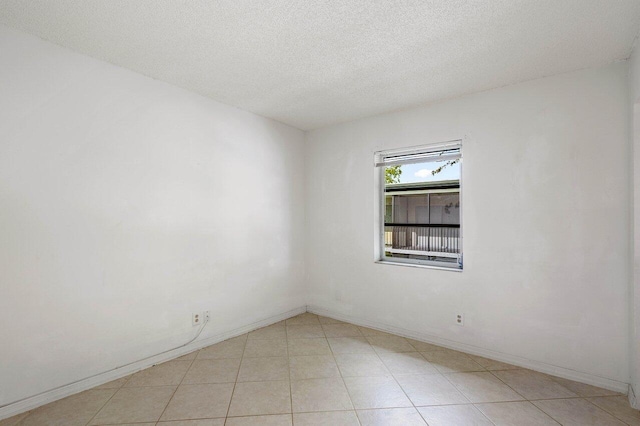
xmin=374 ymin=140 xmax=463 ymax=271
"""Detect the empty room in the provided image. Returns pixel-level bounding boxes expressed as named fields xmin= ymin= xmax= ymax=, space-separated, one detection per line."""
xmin=2 ymin=1 xmax=640 ymax=425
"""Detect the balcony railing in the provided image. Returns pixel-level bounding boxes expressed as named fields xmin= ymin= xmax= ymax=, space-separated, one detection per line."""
xmin=384 ymin=223 xmax=460 ymax=258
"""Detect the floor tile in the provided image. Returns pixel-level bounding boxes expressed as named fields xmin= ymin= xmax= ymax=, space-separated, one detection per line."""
xmin=286 ymin=313 xmax=320 ymax=325
xmin=476 ymin=401 xmax=560 ymax=425
xmin=533 ymin=398 xmax=626 ymax=425
xmin=244 ymin=338 xmax=288 ymax=358
xmin=317 ymin=316 xmax=347 ymax=325
xmin=417 ymin=404 xmax=492 ymax=426
xmin=357 ymin=407 xmax=426 ymax=425
xmin=175 ymin=351 xmax=199 ymax=361
xmin=248 ymin=324 xmax=287 ymax=340
xmin=93 ymin=375 xmax=131 ymax=390
xmin=20 ymin=389 xmax=115 ymax=426
xmin=13 ymin=314 xmax=636 ymax=426
xmin=291 ymin=378 xmax=353 ymax=412
xmin=197 ymin=335 xmax=246 ymax=359
xmin=328 ymin=337 xmax=375 ymax=354
xmin=125 ymin=360 xmax=192 ymax=387
xmin=293 ymin=410 xmax=359 ymax=425
xmin=237 ymin=356 xmax=289 ymax=382
xmin=181 ymin=358 xmax=240 ymax=384
xmin=228 ymin=380 xmax=291 ymax=416
xmin=366 ymin=335 xmax=415 ymax=353
xmin=395 ymin=374 xmax=469 ymax=406
xmin=588 ymin=395 xmax=640 ymax=425
xmin=288 ymin=338 xmax=331 ymax=356
xmin=446 ymin=371 xmax=524 ymax=403
xmin=160 ymin=383 xmax=233 ymax=421
xmin=289 ymin=355 xmax=340 ymax=380
xmin=467 ymin=354 xmax=520 ymax=371
xmin=343 ymin=376 xmax=412 ymax=409
xmin=549 ymin=376 xmax=621 ymax=397
xmin=90 ymin=386 xmax=176 ymax=424
xmin=491 ymin=369 xmax=577 ymax=400
xmin=225 ymin=414 xmax=292 ymax=425
xmin=421 ymin=350 xmax=485 ymax=373
xmin=321 ymin=324 xmax=363 ymax=337
xmin=357 ymin=327 xmax=394 ymax=337
xmin=378 ymin=352 xmax=439 ymax=375
xmin=334 ymin=353 xmax=389 ymax=377
xmin=406 ymin=339 xmax=447 ymax=352
xmin=0 ymin=412 xmax=30 ymax=426
xmin=286 ymin=325 xmax=325 ymax=339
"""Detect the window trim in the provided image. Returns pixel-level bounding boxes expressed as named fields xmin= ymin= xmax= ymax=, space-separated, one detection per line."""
xmin=374 ymin=140 xmax=463 ymax=271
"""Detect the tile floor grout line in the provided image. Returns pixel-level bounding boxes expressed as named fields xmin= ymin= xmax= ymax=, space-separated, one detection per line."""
xmin=484 ymin=370 xmax=570 ymax=425
xmin=154 ymin=349 xmax=200 ymax=424
xmin=424 ymin=352 xmax=499 ymax=424
xmin=470 ymin=401 xmax=559 ymax=426
xmin=83 ymin=370 xmax=137 ymax=426
xmin=285 ymin=318 xmax=294 ymax=425
xmin=488 ymin=369 xmax=571 ymax=401
xmin=539 ymin=396 xmax=630 ymax=425
xmin=526 ymin=395 xmax=604 ymax=402
xmin=425 ymin=354 xmax=473 ymax=408
xmin=468 ymin=395 xmax=561 ymax=422
xmin=322 ymin=316 xmax=363 ymax=426
xmin=485 ymin=369 xmax=528 ymax=397
xmin=527 ymin=399 xmax=569 ymax=425
xmin=385 ymin=337 xmax=475 ymax=425
xmin=223 ymin=333 xmax=249 ymax=424
xmin=581 ymin=395 xmax=635 ymax=425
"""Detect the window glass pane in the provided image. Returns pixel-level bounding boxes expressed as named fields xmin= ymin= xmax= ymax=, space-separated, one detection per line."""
xmin=429 ymin=193 xmax=460 ymax=225
xmin=384 ymin=196 xmax=392 ymax=223
xmin=392 ymin=195 xmax=408 ymax=223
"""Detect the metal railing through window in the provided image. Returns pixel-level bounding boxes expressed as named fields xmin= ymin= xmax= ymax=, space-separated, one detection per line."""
xmin=384 ymin=223 xmax=460 ymax=258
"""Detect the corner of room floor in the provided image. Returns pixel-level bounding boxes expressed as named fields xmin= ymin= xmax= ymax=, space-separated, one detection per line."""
xmin=1 ymin=311 xmax=638 ymax=425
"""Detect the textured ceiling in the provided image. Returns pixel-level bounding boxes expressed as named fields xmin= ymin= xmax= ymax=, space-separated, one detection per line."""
xmin=1 ymin=1 xmax=640 ymax=130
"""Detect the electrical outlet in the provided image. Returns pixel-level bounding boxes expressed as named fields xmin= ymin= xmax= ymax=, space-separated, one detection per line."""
xmin=456 ymin=313 xmax=464 ymax=326
xmin=192 ymin=312 xmax=202 ymax=326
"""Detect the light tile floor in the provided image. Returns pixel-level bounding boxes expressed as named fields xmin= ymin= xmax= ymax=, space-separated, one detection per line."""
xmin=2 ymin=312 xmax=639 ymax=425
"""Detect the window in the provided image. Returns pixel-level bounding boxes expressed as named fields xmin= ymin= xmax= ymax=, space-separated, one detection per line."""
xmin=375 ymin=141 xmax=462 ymax=270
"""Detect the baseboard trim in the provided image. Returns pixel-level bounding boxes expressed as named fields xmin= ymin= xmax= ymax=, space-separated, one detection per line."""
xmin=307 ymin=305 xmax=629 ymax=394
xmin=0 ymin=305 xmax=306 ymax=421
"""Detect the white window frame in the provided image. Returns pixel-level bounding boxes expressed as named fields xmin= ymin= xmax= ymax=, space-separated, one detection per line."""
xmin=374 ymin=140 xmax=463 ymax=271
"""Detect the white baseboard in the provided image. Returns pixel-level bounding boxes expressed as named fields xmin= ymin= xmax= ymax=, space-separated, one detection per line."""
xmin=629 ymin=384 xmax=638 ymax=409
xmin=0 ymin=306 xmax=306 ymax=421
xmin=307 ymin=305 xmax=629 ymax=394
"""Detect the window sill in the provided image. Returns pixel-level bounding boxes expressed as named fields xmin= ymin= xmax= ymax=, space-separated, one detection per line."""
xmin=375 ymin=260 xmax=463 ymax=272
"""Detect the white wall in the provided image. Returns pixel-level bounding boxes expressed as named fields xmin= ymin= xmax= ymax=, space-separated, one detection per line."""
xmin=630 ymin=42 xmax=640 ymax=407
xmin=0 ymin=25 xmax=306 ymax=407
xmin=631 ymin=45 xmax=640 ymax=102
xmin=305 ymin=63 xmax=631 ymax=388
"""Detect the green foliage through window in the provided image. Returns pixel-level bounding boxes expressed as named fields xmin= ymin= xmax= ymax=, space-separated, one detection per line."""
xmin=431 ymin=158 xmax=460 ymax=176
xmin=385 ymin=165 xmax=402 ymax=184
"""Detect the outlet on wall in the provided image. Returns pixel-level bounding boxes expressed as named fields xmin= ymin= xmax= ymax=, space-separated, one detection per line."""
xmin=456 ymin=313 xmax=464 ymax=326
xmin=192 ymin=312 xmax=202 ymax=326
